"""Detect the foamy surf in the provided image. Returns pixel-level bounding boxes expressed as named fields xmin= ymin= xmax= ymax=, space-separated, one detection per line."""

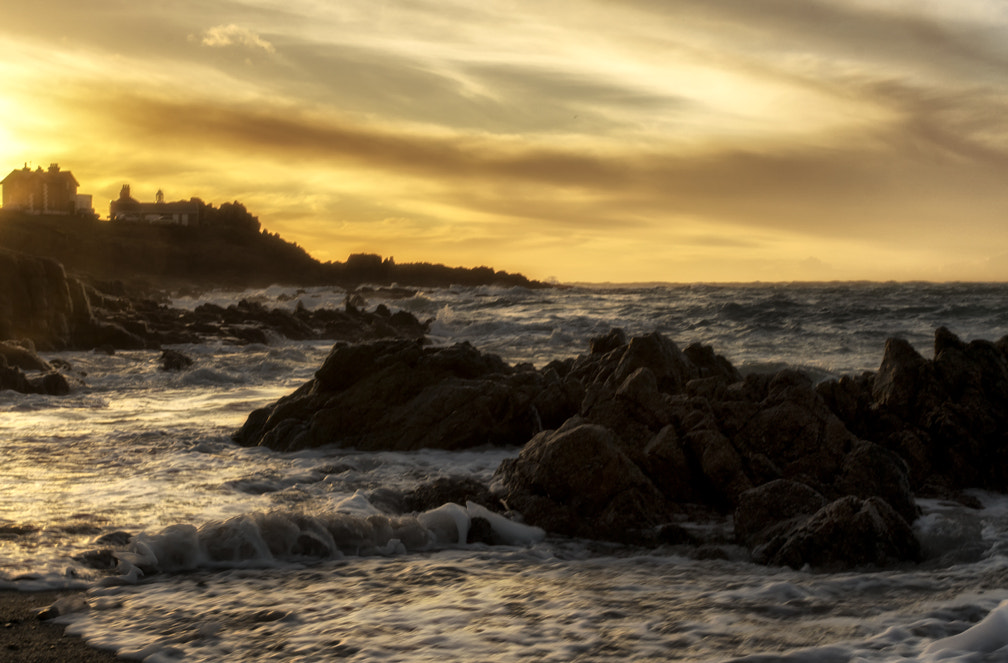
xmin=98 ymin=495 xmax=546 ymax=585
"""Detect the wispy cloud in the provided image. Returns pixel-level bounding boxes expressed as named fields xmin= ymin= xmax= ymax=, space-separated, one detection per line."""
xmin=200 ymin=24 xmax=276 ymax=54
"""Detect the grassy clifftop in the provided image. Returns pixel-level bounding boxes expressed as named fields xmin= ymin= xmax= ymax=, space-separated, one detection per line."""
xmin=0 ymin=210 xmax=543 ymax=290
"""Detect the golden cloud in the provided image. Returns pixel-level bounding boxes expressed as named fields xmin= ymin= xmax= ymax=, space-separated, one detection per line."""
xmin=200 ymin=24 xmax=276 ymax=54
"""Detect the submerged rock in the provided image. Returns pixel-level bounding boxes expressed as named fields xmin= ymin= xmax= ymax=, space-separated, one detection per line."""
xmin=160 ymin=348 xmax=194 ymax=371
xmin=0 ymin=352 xmax=70 ymax=395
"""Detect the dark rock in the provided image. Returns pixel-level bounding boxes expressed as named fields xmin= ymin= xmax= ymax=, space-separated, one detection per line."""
xmin=28 ymin=371 xmax=71 ymax=395
xmin=735 ymin=369 xmax=856 ymax=490
xmin=581 ymin=368 xmax=671 ymax=452
xmin=401 ymin=477 xmax=496 ymax=513
xmin=610 ymin=332 xmax=695 ymax=393
xmin=0 ymin=353 xmax=70 ymax=395
xmin=492 ymin=422 xmax=673 ymax=543
xmin=684 ymin=426 xmax=753 ymax=507
xmin=76 ymin=321 xmax=148 ymax=350
xmin=760 ymin=496 xmax=921 ymax=570
xmin=872 ymin=337 xmax=930 ymax=418
xmin=682 ymin=342 xmax=742 ymax=383
xmin=642 ymin=425 xmax=699 ymax=503
xmin=829 ymin=329 xmax=1008 ymax=492
xmin=235 ymin=339 xmax=569 ymax=452
xmin=734 ymin=479 xmax=827 ymax=549
xmin=834 ymin=440 xmax=917 ymax=524
xmin=589 ymin=328 xmax=627 ymax=355
xmin=0 ymin=248 xmax=79 ymax=349
xmin=467 ymin=517 xmax=496 ymax=544
xmin=656 ymin=523 xmax=698 ymax=546
xmin=228 ymin=326 xmax=1008 ymax=569
xmin=0 ymin=340 xmax=51 ymax=371
xmin=160 ymin=349 xmax=194 ymax=371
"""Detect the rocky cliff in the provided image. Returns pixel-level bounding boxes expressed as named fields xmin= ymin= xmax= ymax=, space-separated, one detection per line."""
xmin=0 ymin=247 xmax=88 ymax=350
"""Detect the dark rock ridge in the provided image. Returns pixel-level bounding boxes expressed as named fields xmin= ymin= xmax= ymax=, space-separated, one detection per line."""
xmin=0 ymin=210 xmax=546 ymax=290
xmin=239 ymin=326 xmax=1008 ymax=570
xmin=233 ymin=338 xmax=578 ymax=451
xmin=1 ymin=247 xmax=432 ymax=393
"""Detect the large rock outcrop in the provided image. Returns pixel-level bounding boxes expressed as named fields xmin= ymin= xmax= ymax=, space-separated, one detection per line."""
xmin=818 ymin=326 xmax=1008 ymax=495
xmin=241 ymin=329 xmax=934 ymax=569
xmin=491 ymin=331 xmax=918 ymax=561
xmin=234 ymin=339 xmax=580 ymax=452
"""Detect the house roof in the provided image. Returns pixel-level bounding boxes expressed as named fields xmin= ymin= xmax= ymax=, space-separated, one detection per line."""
xmin=2 ymin=166 xmax=79 ymax=187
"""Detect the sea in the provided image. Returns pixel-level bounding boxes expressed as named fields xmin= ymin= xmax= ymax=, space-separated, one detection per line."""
xmin=4 ymin=281 xmax=1008 ymax=662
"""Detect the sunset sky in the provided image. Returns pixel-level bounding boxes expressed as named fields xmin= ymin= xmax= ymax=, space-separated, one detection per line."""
xmin=2 ymin=1 xmax=1008 ymax=283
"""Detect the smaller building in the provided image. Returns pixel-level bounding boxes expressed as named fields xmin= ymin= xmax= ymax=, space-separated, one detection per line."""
xmin=1 ymin=163 xmax=81 ymax=215
xmin=110 ymin=185 xmax=202 ymax=226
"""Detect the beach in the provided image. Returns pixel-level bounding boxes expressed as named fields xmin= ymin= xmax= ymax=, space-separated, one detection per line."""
xmin=0 ymin=590 xmax=117 ymax=662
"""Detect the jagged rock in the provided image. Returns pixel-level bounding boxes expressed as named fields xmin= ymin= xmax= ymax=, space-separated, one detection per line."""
xmin=834 ymin=440 xmax=917 ymax=524
xmin=581 ymin=368 xmax=671 ymax=452
xmin=492 ymin=421 xmax=673 ymax=543
xmin=735 ymin=369 xmax=856 ymax=490
xmin=734 ymin=479 xmax=827 ymax=549
xmin=30 ymin=371 xmax=71 ymax=395
xmin=234 ymin=339 xmax=576 ymax=452
xmin=685 ymin=426 xmax=753 ymax=507
xmin=873 ymin=337 xmax=931 ymax=417
xmin=828 ymin=328 xmax=1008 ymax=493
xmin=589 ymin=328 xmax=627 ymax=355
xmin=642 ymin=425 xmax=699 ymax=503
xmin=76 ymin=321 xmax=149 ymax=350
xmin=610 ymin=332 xmax=695 ymax=393
xmin=230 ymin=326 xmax=1008 ymax=569
xmin=758 ymin=496 xmax=921 ymax=570
xmin=682 ymin=342 xmax=742 ymax=383
xmin=0 ymin=354 xmax=70 ymax=395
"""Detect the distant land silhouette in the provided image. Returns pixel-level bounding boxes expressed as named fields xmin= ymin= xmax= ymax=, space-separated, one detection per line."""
xmin=0 ymin=206 xmax=545 ymax=291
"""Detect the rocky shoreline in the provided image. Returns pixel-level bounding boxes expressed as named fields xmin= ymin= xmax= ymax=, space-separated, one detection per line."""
xmin=237 ymin=325 xmax=1008 ymax=571
xmin=5 ymin=244 xmax=1006 ymax=570
xmin=0 ymin=247 xmax=431 ymax=395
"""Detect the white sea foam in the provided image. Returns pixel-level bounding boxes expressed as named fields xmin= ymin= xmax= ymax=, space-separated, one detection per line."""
xmin=921 ymin=600 xmax=1008 ymax=659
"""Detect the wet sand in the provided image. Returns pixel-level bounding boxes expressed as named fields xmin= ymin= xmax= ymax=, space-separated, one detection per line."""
xmin=0 ymin=590 xmax=119 ymax=662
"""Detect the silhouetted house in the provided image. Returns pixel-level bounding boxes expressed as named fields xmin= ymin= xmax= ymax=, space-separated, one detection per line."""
xmin=1 ymin=163 xmax=82 ymax=215
xmin=110 ymin=185 xmax=202 ymax=226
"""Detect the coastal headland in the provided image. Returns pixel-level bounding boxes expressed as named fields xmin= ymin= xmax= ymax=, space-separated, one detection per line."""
xmin=0 ymin=208 xmax=544 ymax=292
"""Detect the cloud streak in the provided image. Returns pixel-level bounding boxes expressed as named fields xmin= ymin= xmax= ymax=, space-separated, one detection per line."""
xmin=201 ymin=24 xmax=276 ymax=53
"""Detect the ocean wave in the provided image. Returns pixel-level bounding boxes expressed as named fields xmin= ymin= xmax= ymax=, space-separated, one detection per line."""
xmin=96 ymin=495 xmax=545 ymax=585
